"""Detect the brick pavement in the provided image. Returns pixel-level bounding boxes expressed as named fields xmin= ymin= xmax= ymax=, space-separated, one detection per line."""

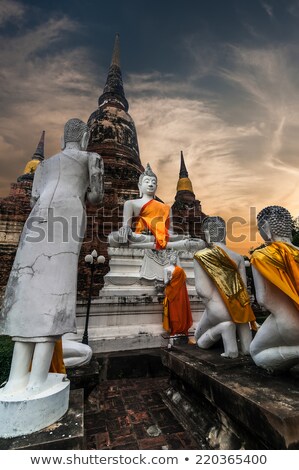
xmin=84 ymin=376 xmax=198 ymax=450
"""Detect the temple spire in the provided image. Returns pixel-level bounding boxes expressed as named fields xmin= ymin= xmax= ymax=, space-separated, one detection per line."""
xmin=33 ymin=130 xmax=45 ymax=160
xmin=98 ymin=33 xmax=128 ymax=112
xmin=111 ymin=33 xmax=121 ymax=67
xmin=18 ymin=130 xmax=45 ymax=181
xmin=179 ymin=151 xmax=189 ymax=178
xmin=176 ymin=151 xmax=194 ymax=194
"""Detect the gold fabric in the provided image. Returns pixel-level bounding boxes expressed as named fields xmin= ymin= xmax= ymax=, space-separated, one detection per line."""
xmin=251 ymin=242 xmax=299 ymax=310
xmin=176 ymin=177 xmax=194 ymax=193
xmin=194 ymin=246 xmax=256 ymax=326
xmin=23 ymin=159 xmax=40 ymax=175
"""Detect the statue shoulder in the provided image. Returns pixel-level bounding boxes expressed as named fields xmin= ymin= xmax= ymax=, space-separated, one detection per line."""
xmin=83 ymin=151 xmax=102 ymax=161
xmin=123 ymin=198 xmax=137 ymax=209
xmin=219 ymin=246 xmax=243 ymax=266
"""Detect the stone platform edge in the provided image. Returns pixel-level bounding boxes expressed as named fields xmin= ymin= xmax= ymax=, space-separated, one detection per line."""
xmin=161 ymin=346 xmax=299 ymax=450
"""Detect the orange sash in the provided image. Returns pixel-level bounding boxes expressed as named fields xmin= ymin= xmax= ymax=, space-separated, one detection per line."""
xmin=251 ymin=242 xmax=299 ymax=310
xmin=135 ymin=199 xmax=170 ymax=250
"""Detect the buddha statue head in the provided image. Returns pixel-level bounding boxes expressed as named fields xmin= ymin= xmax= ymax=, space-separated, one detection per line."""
xmin=257 ymin=205 xmax=292 ymax=242
xmin=202 ymin=216 xmax=226 ymax=244
xmin=62 ymin=118 xmax=90 ymax=150
xmin=138 ymin=163 xmax=157 ymax=197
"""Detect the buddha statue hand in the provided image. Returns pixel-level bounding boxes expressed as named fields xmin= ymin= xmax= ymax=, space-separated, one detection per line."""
xmin=118 ymin=225 xmax=133 ymax=244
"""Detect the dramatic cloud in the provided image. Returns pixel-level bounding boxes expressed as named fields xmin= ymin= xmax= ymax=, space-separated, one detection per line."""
xmin=0 ymin=14 xmax=102 ymax=193
xmin=2 ymin=1 xmax=299 ymax=254
xmin=0 ymin=0 xmax=25 ymax=26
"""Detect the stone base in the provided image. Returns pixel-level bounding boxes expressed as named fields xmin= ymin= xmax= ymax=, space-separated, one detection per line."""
xmin=102 ymin=246 xmax=199 ymax=296
xmin=162 ymin=345 xmax=299 ymax=449
xmin=73 ymin=246 xmax=204 ymax=354
xmin=75 ymin=296 xmax=204 ymax=353
xmin=0 ymin=389 xmax=84 ymax=450
xmin=0 ymin=373 xmax=69 ymax=438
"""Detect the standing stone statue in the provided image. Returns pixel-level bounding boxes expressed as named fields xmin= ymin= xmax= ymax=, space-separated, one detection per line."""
xmin=250 ymin=205 xmax=299 ymax=372
xmin=108 ymin=163 xmax=204 ymax=252
xmin=194 ymin=217 xmax=256 ymax=358
xmin=163 ymin=251 xmax=193 ymax=340
xmin=0 ymin=118 xmax=103 ymax=436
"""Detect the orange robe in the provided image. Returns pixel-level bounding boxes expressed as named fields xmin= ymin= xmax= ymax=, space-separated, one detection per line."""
xmin=49 ymin=339 xmax=66 ymax=374
xmin=163 ymin=266 xmax=193 ymax=335
xmin=194 ymin=246 xmax=256 ymax=328
xmin=251 ymin=242 xmax=299 ymax=311
xmin=135 ymin=199 xmax=170 ymax=250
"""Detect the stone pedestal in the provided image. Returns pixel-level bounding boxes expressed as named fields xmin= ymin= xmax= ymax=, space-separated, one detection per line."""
xmin=0 ymin=373 xmax=69 ymax=439
xmin=0 ymin=389 xmax=84 ymax=450
xmin=74 ymin=247 xmax=204 ymax=353
xmin=102 ymin=247 xmax=199 ymax=296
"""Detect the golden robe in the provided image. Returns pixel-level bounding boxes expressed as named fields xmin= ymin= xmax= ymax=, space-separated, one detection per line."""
xmin=251 ymin=242 xmax=299 ymax=310
xmin=194 ymin=246 xmax=256 ymax=327
xmin=135 ymin=199 xmax=170 ymax=250
xmin=163 ymin=266 xmax=193 ymax=335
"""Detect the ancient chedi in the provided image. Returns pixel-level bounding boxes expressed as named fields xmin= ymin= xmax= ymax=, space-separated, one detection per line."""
xmin=18 ymin=130 xmax=45 ymax=182
xmin=0 ymin=131 xmax=45 ymax=301
xmin=78 ymin=33 xmax=144 ymax=296
xmin=171 ymin=151 xmax=206 ymax=238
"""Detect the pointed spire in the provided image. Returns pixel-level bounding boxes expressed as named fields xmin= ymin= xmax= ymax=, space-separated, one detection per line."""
xmin=179 ymin=151 xmax=188 ymax=178
xmin=176 ymin=151 xmax=194 ymax=194
xmin=33 ymin=130 xmax=45 ymax=160
xmin=18 ymin=130 xmax=45 ymax=181
xmin=111 ymin=33 xmax=121 ymax=67
xmin=98 ymin=33 xmax=129 ymax=112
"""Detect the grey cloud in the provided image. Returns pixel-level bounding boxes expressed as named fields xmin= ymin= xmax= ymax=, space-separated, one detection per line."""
xmin=0 ymin=0 xmax=24 ymax=26
xmin=0 ymin=15 xmax=101 ymax=196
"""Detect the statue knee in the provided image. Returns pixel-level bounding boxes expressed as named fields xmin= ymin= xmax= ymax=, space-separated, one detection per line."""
xmin=108 ymin=231 xmax=120 ymax=247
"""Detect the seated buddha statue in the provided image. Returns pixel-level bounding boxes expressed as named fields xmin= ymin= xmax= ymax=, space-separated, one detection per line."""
xmin=194 ymin=216 xmax=256 ymax=358
xmin=250 ymin=205 xmax=299 ymax=372
xmin=108 ymin=163 xmax=205 ymax=252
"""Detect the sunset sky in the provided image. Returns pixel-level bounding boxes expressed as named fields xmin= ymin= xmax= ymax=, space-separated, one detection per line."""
xmin=1 ymin=0 xmax=299 ymax=254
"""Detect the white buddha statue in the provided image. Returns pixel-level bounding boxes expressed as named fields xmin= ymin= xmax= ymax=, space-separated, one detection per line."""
xmin=0 ymin=118 xmax=103 ymax=396
xmin=250 ymin=205 xmax=299 ymax=372
xmin=194 ymin=217 xmax=255 ymax=358
xmin=108 ymin=163 xmax=205 ymax=252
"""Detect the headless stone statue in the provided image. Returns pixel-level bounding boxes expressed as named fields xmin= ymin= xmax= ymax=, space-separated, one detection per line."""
xmin=0 ymin=118 xmax=103 ymax=397
xmin=194 ymin=217 xmax=255 ymax=358
xmin=108 ymin=163 xmax=205 ymax=252
xmin=250 ymin=205 xmax=299 ymax=372
xmin=163 ymin=251 xmax=193 ymax=338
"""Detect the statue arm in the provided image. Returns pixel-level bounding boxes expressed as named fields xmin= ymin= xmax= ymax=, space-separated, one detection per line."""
xmin=238 ymin=257 xmax=247 ymax=286
xmin=194 ymin=259 xmax=213 ymax=298
xmin=251 ymin=265 xmax=267 ymax=308
xmin=87 ymin=153 xmax=104 ymax=205
xmin=118 ymin=200 xmax=134 ymax=242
